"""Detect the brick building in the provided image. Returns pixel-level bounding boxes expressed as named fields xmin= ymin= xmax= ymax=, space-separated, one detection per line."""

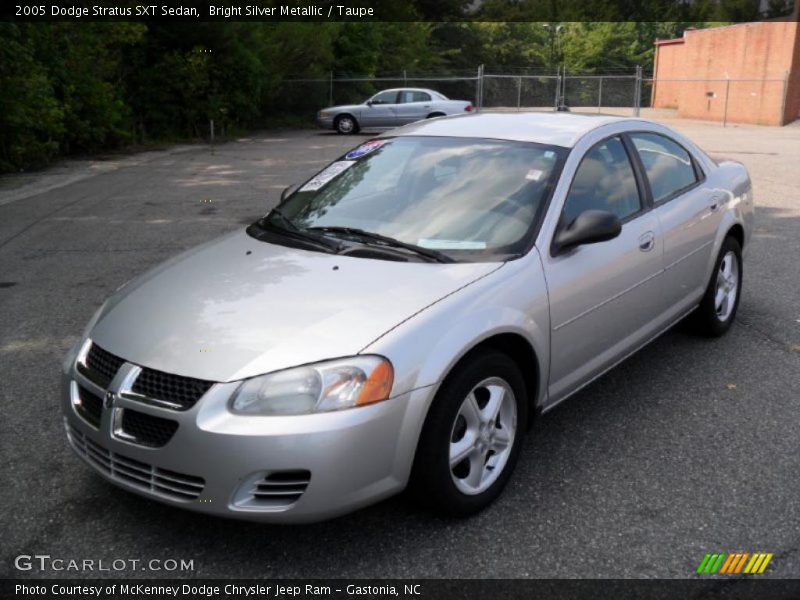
xmin=651 ymin=21 xmax=800 ymax=126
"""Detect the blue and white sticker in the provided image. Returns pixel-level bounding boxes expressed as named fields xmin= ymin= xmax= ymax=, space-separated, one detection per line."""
xmin=345 ymin=139 xmax=385 ymax=160
xmin=299 ymin=161 xmax=356 ymax=192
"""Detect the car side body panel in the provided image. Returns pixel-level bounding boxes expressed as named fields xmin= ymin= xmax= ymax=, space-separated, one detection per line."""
xmin=534 ymin=119 xmax=753 ymax=410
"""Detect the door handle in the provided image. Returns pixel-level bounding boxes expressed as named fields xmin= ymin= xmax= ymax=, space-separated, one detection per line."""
xmin=638 ymin=231 xmax=655 ymax=252
xmin=709 ymin=194 xmax=726 ymax=212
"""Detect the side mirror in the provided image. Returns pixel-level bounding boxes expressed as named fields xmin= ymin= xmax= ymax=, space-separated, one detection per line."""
xmin=553 ymin=209 xmax=622 ymax=254
xmin=280 ymin=183 xmax=298 ymax=202
xmin=366 ymin=100 xmax=373 ymax=107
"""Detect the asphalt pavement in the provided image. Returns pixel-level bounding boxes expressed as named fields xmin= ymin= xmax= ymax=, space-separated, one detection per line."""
xmin=1 ymin=119 xmax=799 ymax=579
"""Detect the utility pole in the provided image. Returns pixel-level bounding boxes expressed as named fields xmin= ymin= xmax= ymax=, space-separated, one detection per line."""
xmin=476 ymin=64 xmax=484 ymax=110
xmin=598 ymin=77 xmax=603 ymax=112
xmin=554 ymin=66 xmax=559 ymax=110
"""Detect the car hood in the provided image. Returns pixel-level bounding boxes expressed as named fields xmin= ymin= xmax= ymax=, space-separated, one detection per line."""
xmin=89 ymin=229 xmax=501 ymax=383
xmin=323 ymin=104 xmax=364 ymax=113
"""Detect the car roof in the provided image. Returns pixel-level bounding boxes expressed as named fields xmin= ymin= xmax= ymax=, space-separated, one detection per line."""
xmin=386 ymin=111 xmax=648 ymax=148
xmin=377 ymin=88 xmax=442 ymax=95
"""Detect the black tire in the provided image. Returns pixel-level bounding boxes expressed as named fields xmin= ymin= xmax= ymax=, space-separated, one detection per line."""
xmin=426 ymin=112 xmax=446 ymax=119
xmin=334 ymin=114 xmax=359 ymax=134
xmin=408 ymin=349 xmax=528 ymax=517
xmin=688 ymin=236 xmax=743 ymax=337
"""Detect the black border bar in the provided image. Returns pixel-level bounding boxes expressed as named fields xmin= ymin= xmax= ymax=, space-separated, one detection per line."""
xmin=4 ymin=579 xmax=800 ymax=600
xmin=2 ymin=0 xmax=799 ymax=22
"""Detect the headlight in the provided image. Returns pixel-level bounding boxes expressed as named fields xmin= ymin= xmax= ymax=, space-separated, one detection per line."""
xmin=229 ymin=356 xmax=394 ymax=415
xmin=319 ymin=111 xmax=331 ymax=118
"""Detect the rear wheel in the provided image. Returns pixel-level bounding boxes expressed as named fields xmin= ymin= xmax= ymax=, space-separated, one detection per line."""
xmin=426 ymin=112 xmax=446 ymax=119
xmin=334 ymin=114 xmax=358 ymax=134
xmin=409 ymin=350 xmax=527 ymax=517
xmin=688 ymin=236 xmax=742 ymax=336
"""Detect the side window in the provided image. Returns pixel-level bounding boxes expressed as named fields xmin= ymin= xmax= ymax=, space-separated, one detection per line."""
xmin=562 ymin=137 xmax=641 ymax=225
xmin=630 ymin=132 xmax=698 ymax=203
xmin=399 ymin=91 xmax=431 ymax=103
xmin=371 ymin=91 xmax=398 ymax=105
xmin=411 ymin=91 xmax=431 ymax=102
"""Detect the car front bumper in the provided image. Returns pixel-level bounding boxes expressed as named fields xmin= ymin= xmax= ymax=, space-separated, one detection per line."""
xmin=61 ymin=356 xmax=432 ymax=523
xmin=316 ymin=115 xmax=335 ymax=130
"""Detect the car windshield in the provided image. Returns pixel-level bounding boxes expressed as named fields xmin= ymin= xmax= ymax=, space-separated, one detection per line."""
xmin=256 ymin=136 xmax=566 ymax=261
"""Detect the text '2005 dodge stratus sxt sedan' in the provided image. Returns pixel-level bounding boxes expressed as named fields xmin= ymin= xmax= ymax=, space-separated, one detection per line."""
xmin=62 ymin=112 xmax=753 ymax=523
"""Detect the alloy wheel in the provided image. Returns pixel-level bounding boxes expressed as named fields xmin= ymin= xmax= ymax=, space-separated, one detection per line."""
xmin=449 ymin=377 xmax=517 ymax=495
xmin=715 ymin=250 xmax=739 ymax=322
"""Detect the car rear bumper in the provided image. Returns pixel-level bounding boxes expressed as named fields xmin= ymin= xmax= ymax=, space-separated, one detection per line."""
xmin=61 ymin=358 xmax=432 ymax=523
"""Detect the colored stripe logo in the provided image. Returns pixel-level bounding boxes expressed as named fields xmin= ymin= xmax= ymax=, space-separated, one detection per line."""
xmin=696 ymin=552 xmax=773 ymax=574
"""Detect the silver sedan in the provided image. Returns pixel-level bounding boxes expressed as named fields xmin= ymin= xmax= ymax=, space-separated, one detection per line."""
xmin=317 ymin=87 xmax=474 ymax=134
xmin=62 ymin=113 xmax=753 ymax=522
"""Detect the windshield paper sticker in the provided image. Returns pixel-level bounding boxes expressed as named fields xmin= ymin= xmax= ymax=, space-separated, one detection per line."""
xmin=417 ymin=239 xmax=488 ymax=250
xmin=345 ymin=139 xmax=385 ymax=160
xmin=300 ymin=161 xmax=356 ymax=192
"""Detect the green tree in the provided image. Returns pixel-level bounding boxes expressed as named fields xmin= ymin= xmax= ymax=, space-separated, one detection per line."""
xmin=0 ymin=24 xmax=63 ymax=170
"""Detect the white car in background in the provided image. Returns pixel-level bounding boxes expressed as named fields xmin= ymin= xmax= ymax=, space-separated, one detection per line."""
xmin=317 ymin=88 xmax=474 ymax=134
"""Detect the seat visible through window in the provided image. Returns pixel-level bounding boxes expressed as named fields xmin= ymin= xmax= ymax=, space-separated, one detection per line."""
xmin=562 ymin=137 xmax=641 ymax=226
xmin=630 ymin=132 xmax=698 ymax=203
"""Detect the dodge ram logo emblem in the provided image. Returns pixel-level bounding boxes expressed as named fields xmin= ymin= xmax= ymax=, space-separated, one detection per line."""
xmin=104 ymin=391 xmax=114 ymax=409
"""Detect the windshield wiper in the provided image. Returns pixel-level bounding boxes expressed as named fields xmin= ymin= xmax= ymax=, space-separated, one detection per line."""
xmin=261 ymin=208 xmax=342 ymax=253
xmin=308 ymin=226 xmax=455 ymax=263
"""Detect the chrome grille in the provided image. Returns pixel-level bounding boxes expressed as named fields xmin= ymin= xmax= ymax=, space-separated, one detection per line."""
xmin=79 ymin=343 xmax=125 ymax=388
xmin=68 ymin=426 xmax=204 ymax=501
xmin=119 ymin=409 xmax=179 ymax=447
xmin=132 ymin=367 xmax=213 ymax=411
xmin=75 ymin=385 xmax=103 ymax=428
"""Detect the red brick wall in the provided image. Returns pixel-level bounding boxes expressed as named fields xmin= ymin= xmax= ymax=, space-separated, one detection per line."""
xmin=786 ymin=25 xmax=800 ymax=123
xmin=651 ymin=41 xmax=684 ymax=109
xmin=652 ymin=22 xmax=799 ymax=126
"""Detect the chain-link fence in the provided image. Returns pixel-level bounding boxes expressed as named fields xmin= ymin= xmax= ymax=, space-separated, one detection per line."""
xmin=280 ymin=67 xmax=793 ymax=126
xmin=481 ymin=74 xmax=560 ymax=110
xmin=646 ymin=77 xmax=791 ymax=126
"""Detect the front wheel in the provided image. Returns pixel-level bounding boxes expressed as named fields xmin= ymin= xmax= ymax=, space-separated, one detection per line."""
xmin=409 ymin=350 xmax=527 ymax=517
xmin=689 ymin=236 xmax=743 ymax=336
xmin=334 ymin=115 xmax=358 ymax=134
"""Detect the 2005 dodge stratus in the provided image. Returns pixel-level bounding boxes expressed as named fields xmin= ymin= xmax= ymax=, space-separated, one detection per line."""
xmin=62 ymin=112 xmax=753 ymax=522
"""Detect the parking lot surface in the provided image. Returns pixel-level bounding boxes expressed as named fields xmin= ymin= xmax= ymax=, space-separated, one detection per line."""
xmin=1 ymin=120 xmax=799 ymax=578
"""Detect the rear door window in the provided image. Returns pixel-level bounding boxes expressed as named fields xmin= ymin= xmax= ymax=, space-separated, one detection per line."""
xmin=629 ymin=132 xmax=699 ymax=203
xmin=399 ymin=91 xmax=432 ymax=103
